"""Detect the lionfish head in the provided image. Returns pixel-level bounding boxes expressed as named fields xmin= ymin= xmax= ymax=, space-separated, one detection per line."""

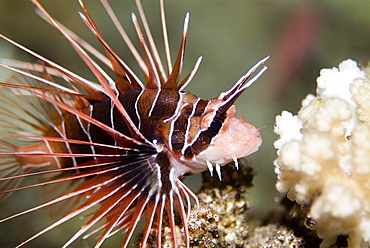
xmin=180 ymin=57 xmax=267 ymax=176
xmin=195 ymin=99 xmax=262 ymax=165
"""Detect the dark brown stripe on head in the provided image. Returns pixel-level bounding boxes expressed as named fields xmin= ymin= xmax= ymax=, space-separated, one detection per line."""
xmin=180 ymin=99 xmax=209 ymax=160
xmin=171 ymin=104 xmax=193 ymax=153
xmin=183 ymin=108 xmax=227 ymax=160
xmin=183 ymin=130 xmax=214 ymax=159
xmin=193 ymin=99 xmax=208 ymax=116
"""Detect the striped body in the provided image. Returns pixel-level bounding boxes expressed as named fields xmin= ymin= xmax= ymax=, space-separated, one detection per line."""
xmin=0 ymin=0 xmax=267 ymax=247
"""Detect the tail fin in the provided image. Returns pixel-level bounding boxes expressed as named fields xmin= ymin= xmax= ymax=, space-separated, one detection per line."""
xmin=0 ymin=74 xmax=67 ymax=202
xmin=0 ymin=140 xmax=25 ymax=202
xmin=0 ymin=81 xmax=39 ymax=202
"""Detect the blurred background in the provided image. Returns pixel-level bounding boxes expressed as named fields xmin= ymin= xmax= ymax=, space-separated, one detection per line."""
xmin=1 ymin=0 xmax=370 ymax=247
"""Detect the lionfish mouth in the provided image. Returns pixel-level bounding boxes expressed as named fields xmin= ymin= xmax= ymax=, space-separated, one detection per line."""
xmin=0 ymin=0 xmax=268 ymax=247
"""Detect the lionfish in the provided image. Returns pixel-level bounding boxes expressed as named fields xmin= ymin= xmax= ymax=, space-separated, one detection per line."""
xmin=0 ymin=0 xmax=267 ymax=247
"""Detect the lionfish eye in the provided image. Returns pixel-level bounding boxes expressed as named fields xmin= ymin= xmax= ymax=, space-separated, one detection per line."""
xmin=210 ymin=119 xmax=223 ymax=132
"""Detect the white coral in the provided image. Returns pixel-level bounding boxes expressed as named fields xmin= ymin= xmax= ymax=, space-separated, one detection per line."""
xmin=274 ymin=59 xmax=370 ymax=247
